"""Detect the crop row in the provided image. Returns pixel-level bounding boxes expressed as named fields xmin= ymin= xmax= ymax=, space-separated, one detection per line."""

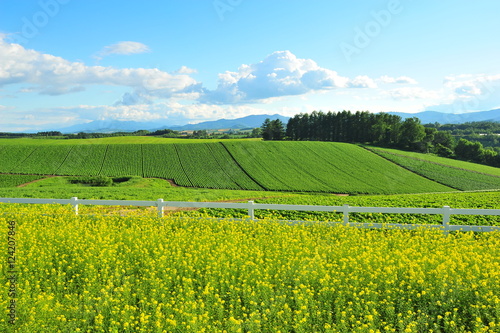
xmin=370 ymin=146 xmax=500 ymax=177
xmin=0 ymin=143 xmax=263 ymax=190
xmin=370 ymin=148 xmax=500 ymax=191
xmin=3 ymin=141 xmax=497 ymax=193
xmin=0 ymin=174 xmax=45 ymax=187
xmin=1 ymin=205 xmax=498 ymax=332
xmin=222 ymin=141 xmax=454 ymax=194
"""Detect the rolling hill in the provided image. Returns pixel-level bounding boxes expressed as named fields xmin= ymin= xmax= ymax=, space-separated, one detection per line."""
xmin=1 ymin=139 xmax=499 ymax=194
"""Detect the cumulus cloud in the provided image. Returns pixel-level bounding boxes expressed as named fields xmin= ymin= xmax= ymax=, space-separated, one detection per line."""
xmin=34 ymin=102 xmax=274 ymax=128
xmin=379 ymin=75 xmax=418 ymax=84
xmin=114 ymin=90 xmax=153 ymax=106
xmin=200 ymin=51 xmax=356 ymax=104
xmin=0 ymin=105 xmax=85 ymax=132
xmin=425 ymin=74 xmax=500 ymax=113
xmin=0 ymin=37 xmax=200 ymax=100
xmin=94 ymin=41 xmax=150 ymax=60
xmin=347 ymin=75 xmax=378 ymax=88
xmin=175 ymin=66 xmax=198 ymax=74
xmin=385 ymin=87 xmax=440 ymax=100
xmin=444 ymin=74 xmax=500 ymax=97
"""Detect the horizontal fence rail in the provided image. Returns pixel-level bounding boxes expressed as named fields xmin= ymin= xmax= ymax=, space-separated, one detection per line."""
xmin=1 ymin=197 xmax=500 ymax=233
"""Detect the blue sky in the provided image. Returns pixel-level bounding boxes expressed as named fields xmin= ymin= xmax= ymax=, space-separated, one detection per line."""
xmin=1 ymin=0 xmax=500 ymax=132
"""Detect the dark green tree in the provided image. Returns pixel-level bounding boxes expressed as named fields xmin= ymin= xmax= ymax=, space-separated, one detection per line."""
xmin=271 ymin=119 xmax=286 ymax=140
xmin=399 ymin=117 xmax=426 ymax=150
xmin=250 ymin=127 xmax=262 ymax=138
xmin=455 ymin=139 xmax=484 ymax=162
xmin=261 ymin=118 xmax=273 ymax=140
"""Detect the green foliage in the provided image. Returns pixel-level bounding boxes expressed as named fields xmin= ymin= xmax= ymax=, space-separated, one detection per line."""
xmin=369 ymin=148 xmax=500 ymax=191
xmin=367 ymin=146 xmax=500 ymax=177
xmin=141 ymin=144 xmax=191 ymax=186
xmin=6 ymin=139 xmax=500 ymax=194
xmin=15 ymin=146 xmax=74 ymax=175
xmin=223 ymin=141 xmax=453 ymax=194
xmin=400 ymin=117 xmax=426 ymax=150
xmin=261 ymin=118 xmax=285 ymax=140
xmin=172 ymin=143 xmax=261 ymax=190
xmin=0 ymin=145 xmax=37 ymax=173
xmin=99 ymin=144 xmax=143 ymax=176
xmin=455 ymin=138 xmax=485 ymax=163
xmin=0 ymin=179 xmax=277 ymax=201
xmin=69 ymin=176 xmax=113 ymax=187
xmin=286 ymin=111 xmax=500 ymax=168
xmin=57 ymin=145 xmax=108 ymax=176
xmin=147 ymin=129 xmax=180 ymax=137
xmin=435 ymin=143 xmax=454 ymax=158
xmin=0 ymin=174 xmax=45 ymax=187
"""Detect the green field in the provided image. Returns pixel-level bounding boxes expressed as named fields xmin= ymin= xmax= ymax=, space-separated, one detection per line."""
xmin=0 ymin=140 xmax=461 ymax=194
xmin=224 ymin=141 xmax=453 ymax=194
xmin=368 ymin=146 xmax=500 ymax=177
xmin=369 ymin=147 xmax=500 ymax=191
xmin=0 ymin=174 xmax=45 ymax=187
xmin=1 ymin=138 xmax=499 ymax=194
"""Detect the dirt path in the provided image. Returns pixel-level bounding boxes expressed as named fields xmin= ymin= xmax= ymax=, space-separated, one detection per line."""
xmin=166 ymin=179 xmax=179 ymax=187
xmin=16 ymin=175 xmax=58 ymax=187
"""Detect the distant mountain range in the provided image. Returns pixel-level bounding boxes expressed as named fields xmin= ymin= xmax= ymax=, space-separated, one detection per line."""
xmin=55 ymin=109 xmax=500 ymax=133
xmin=388 ymin=109 xmax=500 ymax=124
xmin=168 ymin=114 xmax=290 ymax=131
xmin=57 ymin=114 xmax=290 ymax=133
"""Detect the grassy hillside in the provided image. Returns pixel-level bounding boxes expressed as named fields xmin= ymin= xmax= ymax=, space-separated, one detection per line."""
xmin=0 ymin=139 xmax=480 ymax=194
xmin=369 ymin=147 xmax=500 ymax=191
xmin=369 ymin=146 xmax=500 ymax=176
xmin=223 ymin=141 xmax=453 ymax=194
xmin=0 ymin=174 xmax=45 ymax=187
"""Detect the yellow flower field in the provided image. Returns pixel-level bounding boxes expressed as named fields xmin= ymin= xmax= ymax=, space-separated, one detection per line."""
xmin=1 ymin=205 xmax=499 ymax=332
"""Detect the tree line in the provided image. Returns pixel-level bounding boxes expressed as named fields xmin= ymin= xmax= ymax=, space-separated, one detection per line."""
xmin=261 ymin=111 xmax=500 ymax=167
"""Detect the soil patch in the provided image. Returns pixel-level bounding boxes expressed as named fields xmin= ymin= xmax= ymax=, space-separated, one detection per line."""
xmin=17 ymin=175 xmax=58 ymax=187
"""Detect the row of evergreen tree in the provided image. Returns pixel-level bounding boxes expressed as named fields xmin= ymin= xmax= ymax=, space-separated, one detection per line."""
xmin=262 ymin=110 xmax=500 ymax=167
xmin=285 ymin=111 xmax=455 ymax=152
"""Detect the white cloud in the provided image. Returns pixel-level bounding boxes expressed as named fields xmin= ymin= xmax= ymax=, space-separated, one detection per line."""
xmin=0 ymin=105 xmax=84 ymax=132
xmin=175 ymin=66 xmax=198 ymax=74
xmin=0 ymin=100 xmax=278 ymax=131
xmin=425 ymin=74 xmax=500 ymax=113
xmin=347 ymin=75 xmax=378 ymax=88
xmin=386 ymin=87 xmax=440 ymax=100
xmin=200 ymin=50 xmax=353 ymax=104
xmin=444 ymin=74 xmax=500 ymax=97
xmin=0 ymin=37 xmax=200 ymax=100
xmin=379 ymin=75 xmax=418 ymax=84
xmin=94 ymin=41 xmax=150 ymax=60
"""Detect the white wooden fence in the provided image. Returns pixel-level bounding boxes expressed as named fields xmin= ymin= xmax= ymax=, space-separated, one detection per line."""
xmin=1 ymin=197 xmax=500 ymax=233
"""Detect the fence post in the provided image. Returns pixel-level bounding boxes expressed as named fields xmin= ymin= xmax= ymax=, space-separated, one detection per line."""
xmin=248 ymin=201 xmax=255 ymax=220
xmin=157 ymin=199 xmax=164 ymax=218
xmin=343 ymin=204 xmax=350 ymax=225
xmin=71 ymin=197 xmax=78 ymax=215
xmin=442 ymin=206 xmax=451 ymax=233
